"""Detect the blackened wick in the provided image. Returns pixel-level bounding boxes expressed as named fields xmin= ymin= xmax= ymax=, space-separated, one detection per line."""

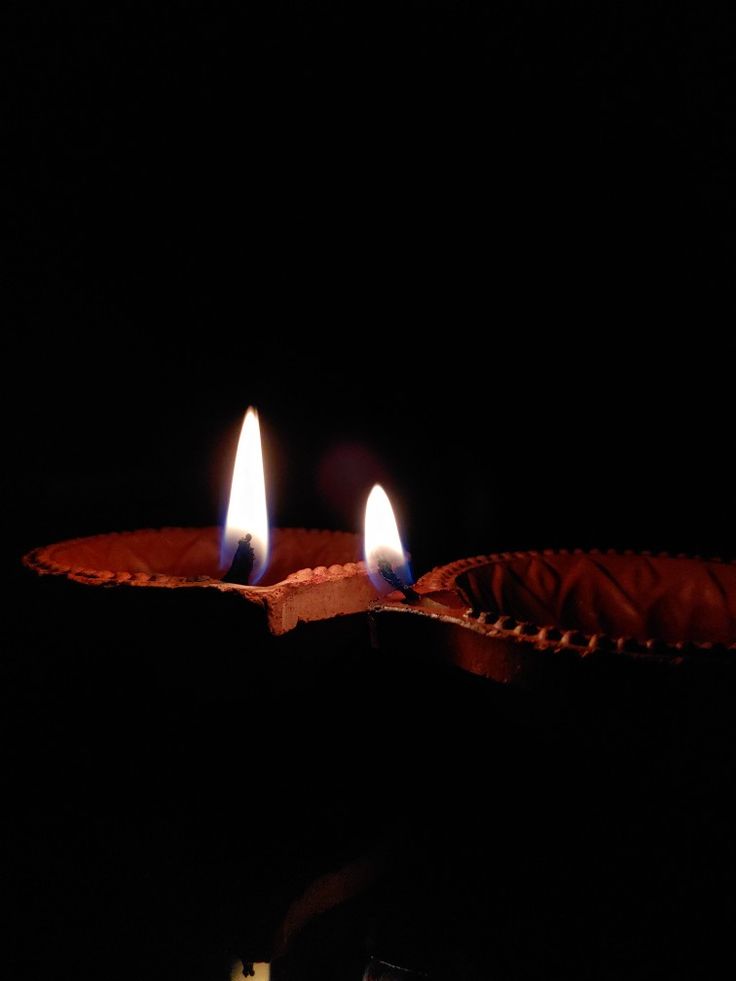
xmin=377 ymin=557 xmax=419 ymax=603
xmin=222 ymin=534 xmax=255 ymax=585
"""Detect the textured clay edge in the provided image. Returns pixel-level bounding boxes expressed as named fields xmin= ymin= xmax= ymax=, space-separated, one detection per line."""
xmin=383 ymin=548 xmax=736 ymax=663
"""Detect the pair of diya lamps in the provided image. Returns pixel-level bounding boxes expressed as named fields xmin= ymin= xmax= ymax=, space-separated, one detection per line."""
xmin=24 ymin=404 xmax=734 ymax=702
xmin=22 ymin=525 xmax=736 ymax=978
xmin=23 ymin=523 xmax=736 ymax=697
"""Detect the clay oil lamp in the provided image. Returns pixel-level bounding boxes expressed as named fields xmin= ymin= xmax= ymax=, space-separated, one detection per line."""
xmin=22 ymin=409 xmax=381 ymax=691
xmin=368 ymin=537 xmax=736 ymax=728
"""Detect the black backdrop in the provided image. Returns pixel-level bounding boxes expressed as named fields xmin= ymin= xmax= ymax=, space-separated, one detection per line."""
xmin=3 ymin=3 xmax=736 ymax=979
xmin=3 ymin=1 xmax=735 ymax=570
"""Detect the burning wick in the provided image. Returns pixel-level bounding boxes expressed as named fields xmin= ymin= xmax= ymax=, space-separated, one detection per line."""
xmin=364 ymin=484 xmax=419 ymax=603
xmin=222 ymin=533 xmax=255 ymax=584
xmin=221 ymin=407 xmax=270 ymax=585
xmin=377 ymin=557 xmax=420 ymax=603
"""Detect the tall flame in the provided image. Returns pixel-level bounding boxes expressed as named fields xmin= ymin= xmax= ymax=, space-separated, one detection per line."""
xmin=221 ymin=407 xmax=269 ymax=583
xmin=364 ymin=484 xmax=412 ymax=594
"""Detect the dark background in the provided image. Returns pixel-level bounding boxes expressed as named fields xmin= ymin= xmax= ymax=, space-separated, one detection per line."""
xmin=3 ymin=1 xmax=735 ymax=571
xmin=3 ymin=2 xmax=736 ymax=979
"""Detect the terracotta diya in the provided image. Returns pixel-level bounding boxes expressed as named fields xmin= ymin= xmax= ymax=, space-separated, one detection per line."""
xmin=371 ymin=548 xmax=736 ymax=721
xmin=20 ymin=524 xmax=384 ymax=701
xmin=21 ymin=408 xmax=386 ymax=692
xmin=23 ymin=525 xmax=376 ymax=636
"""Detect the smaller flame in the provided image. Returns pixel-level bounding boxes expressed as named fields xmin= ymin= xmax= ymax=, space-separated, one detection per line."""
xmin=221 ymin=407 xmax=269 ymax=583
xmin=364 ymin=484 xmax=413 ymax=594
